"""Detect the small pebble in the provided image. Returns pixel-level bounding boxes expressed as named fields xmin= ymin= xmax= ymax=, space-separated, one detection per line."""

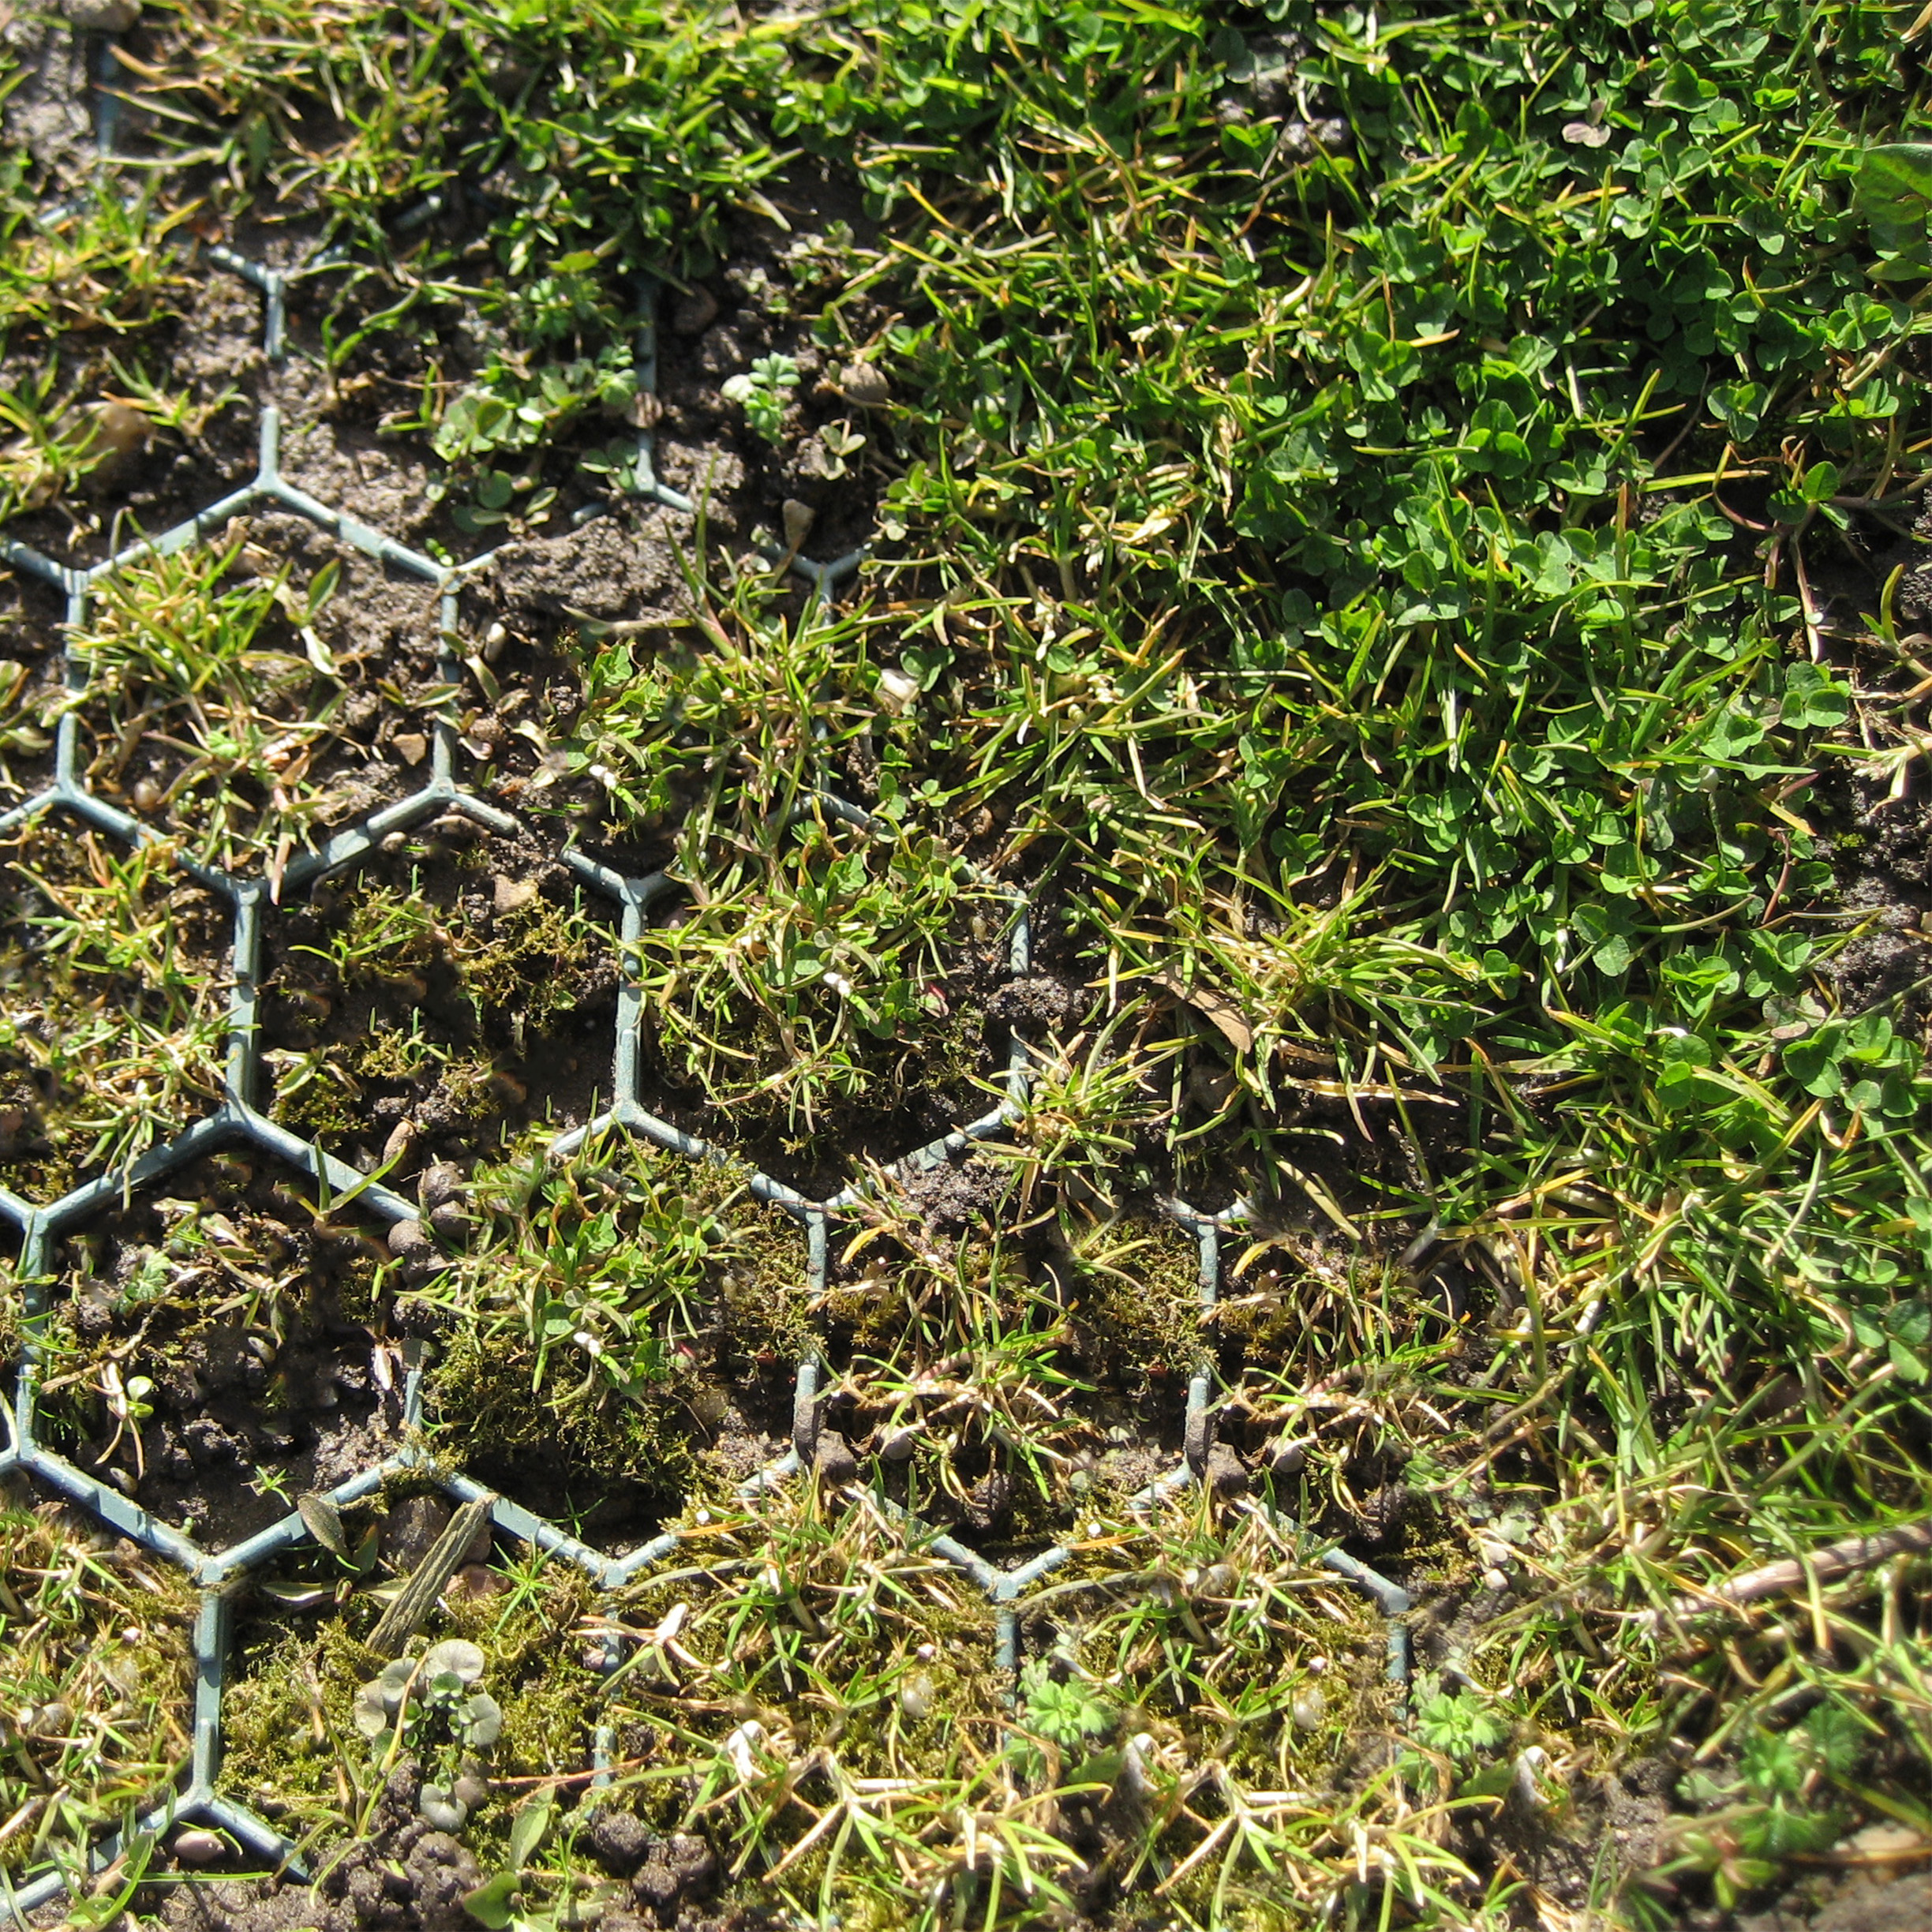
xmin=381 ymin=1492 xmax=451 ymax=1573
xmin=899 ymin=1672 xmax=934 ymax=1722
xmin=687 ymin=1385 xmax=729 ymax=1429
xmin=839 ymin=361 xmax=891 ymax=406
xmin=428 ymin=1200 xmax=469 ymax=1241
xmin=131 ymin=777 xmax=162 ymax=814
xmin=1205 ymin=1443 xmax=1250 ymax=1498
xmin=170 ymin=1829 xmax=225 ymax=1867
xmin=781 ymin=498 xmax=815 ymax=551
xmin=672 ymin=286 xmax=720 ymax=335
xmin=1291 ymin=1687 xmax=1326 ymax=1732
xmin=386 ymin=1217 xmax=432 ymax=1260
xmin=1267 ymin=1436 xmax=1307 ymax=1475
xmin=1194 ymin=1562 xmax=1237 ymax=1600
xmin=445 ymin=1563 xmax=507 ymax=1604
xmin=876 ymin=668 xmax=919 ymax=715
xmin=877 ymin=1425 xmax=919 ymax=1461
xmin=813 ymin=1430 xmax=859 ymax=1487
xmin=1850 ymin=1820 xmax=1924 ymax=1856
xmin=493 ymin=874 xmax=538 ymax=914
xmin=393 ymin=732 xmax=429 ymax=767
xmin=75 ymin=399 xmax=150 ymax=496
xmin=419 ymin=1163 xmax=464 ymax=1210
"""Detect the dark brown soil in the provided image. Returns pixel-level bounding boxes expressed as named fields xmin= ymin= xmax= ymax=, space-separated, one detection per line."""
xmin=39 ymin=1153 xmax=399 ymax=1548
xmin=151 ymin=1760 xmax=725 ymax=1932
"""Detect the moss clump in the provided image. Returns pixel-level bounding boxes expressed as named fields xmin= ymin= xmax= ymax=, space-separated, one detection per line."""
xmin=1063 ymin=1215 xmax=1204 ymax=1386
xmin=0 ymin=824 xmax=227 ymax=1200
xmin=267 ymin=1056 xmax=364 ymax=1141
xmin=442 ymin=1566 xmax=601 ymax=1793
xmin=265 ymin=839 xmax=620 ymax=1171
xmin=714 ymin=1195 xmax=815 ymax=1368
xmin=218 ymin=1609 xmax=376 ymax=1836
xmin=429 ymin=1320 xmax=699 ymax=1515
xmin=460 ymin=893 xmax=606 ymax=1034
xmin=425 ymin=1144 xmax=808 ymax=1516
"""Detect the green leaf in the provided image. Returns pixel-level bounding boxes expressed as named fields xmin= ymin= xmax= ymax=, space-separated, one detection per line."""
xmin=462 ymin=1872 xmax=520 ymax=1930
xmin=509 ymin=1791 xmax=553 ymax=1869
xmin=1855 ymin=144 xmax=1932 ymax=233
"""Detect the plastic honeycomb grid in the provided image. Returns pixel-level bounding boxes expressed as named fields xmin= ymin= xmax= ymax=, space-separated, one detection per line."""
xmin=0 ymin=77 xmax=1412 ymax=1925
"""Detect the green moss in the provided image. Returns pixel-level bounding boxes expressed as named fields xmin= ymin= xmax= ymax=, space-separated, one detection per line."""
xmin=715 ymin=1193 xmax=814 ymax=1365
xmin=222 ymin=1565 xmax=603 ymax=1856
xmin=218 ymin=1610 xmax=376 ymax=1838
xmin=444 ymin=1566 xmax=601 ymax=1787
xmin=429 ymin=1320 xmax=698 ymax=1508
xmin=268 ymin=1061 xmax=365 ymax=1142
xmin=1066 ymin=1215 xmax=1204 ymax=1385
xmin=459 ymin=893 xmax=605 ymax=1034
xmin=426 ymin=1145 xmax=811 ymax=1500
xmin=350 ymin=1019 xmax=446 ymax=1084
xmin=0 ymin=825 xmax=227 ymax=1199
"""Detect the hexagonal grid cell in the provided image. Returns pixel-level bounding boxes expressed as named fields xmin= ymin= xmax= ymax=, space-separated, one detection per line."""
xmin=35 ymin=1151 xmax=403 ymax=1549
xmin=0 ymin=807 xmax=230 ymax=1203
xmin=0 ymin=161 xmax=1412 ymax=1932
xmin=0 ymin=1493 xmax=200 ymax=1889
xmin=261 ymin=816 xmax=627 ymax=1184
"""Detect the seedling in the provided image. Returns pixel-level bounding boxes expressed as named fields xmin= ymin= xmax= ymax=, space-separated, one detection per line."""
xmin=1015 ymin=1657 xmax=1115 ymax=1771
xmin=355 ymin=1639 xmax=503 ymax=1829
xmin=721 ymin=354 xmax=799 ymax=444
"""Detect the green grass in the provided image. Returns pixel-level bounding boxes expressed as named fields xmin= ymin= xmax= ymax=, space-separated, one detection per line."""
xmin=0 ymin=1500 xmax=198 ymax=1880
xmin=0 ymin=822 xmax=229 ymax=1196
xmin=6 ymin=0 xmax=1932 ymax=1924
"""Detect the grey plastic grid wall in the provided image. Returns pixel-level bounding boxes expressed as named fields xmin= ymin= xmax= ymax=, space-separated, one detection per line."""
xmin=0 ymin=77 xmax=1410 ymax=1922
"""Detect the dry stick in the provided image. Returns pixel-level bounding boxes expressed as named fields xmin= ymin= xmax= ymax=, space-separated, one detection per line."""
xmin=366 ymin=1493 xmax=496 ymax=1658
xmin=1661 ymin=1518 xmax=1932 ymax=1627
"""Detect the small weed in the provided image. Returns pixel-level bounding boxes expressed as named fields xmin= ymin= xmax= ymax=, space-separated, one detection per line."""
xmin=721 ymin=354 xmax=798 ymax=446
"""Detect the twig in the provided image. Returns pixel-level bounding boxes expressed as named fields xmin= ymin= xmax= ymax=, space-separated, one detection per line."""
xmin=1660 ymin=1518 xmax=1932 ymax=1627
xmin=366 ymin=1492 xmax=495 ymax=1657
